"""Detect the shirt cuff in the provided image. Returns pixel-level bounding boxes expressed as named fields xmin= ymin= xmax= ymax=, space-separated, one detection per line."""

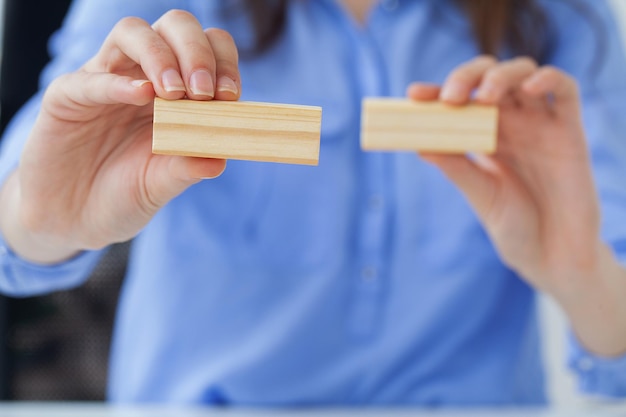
xmin=568 ymin=332 xmax=626 ymax=398
xmin=0 ymin=231 xmax=104 ymax=297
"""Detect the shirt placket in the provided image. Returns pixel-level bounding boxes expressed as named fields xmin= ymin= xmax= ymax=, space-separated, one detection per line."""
xmin=347 ymin=8 xmax=394 ymax=339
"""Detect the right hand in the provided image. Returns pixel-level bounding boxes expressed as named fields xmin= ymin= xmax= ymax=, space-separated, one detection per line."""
xmin=0 ymin=10 xmax=238 ymax=263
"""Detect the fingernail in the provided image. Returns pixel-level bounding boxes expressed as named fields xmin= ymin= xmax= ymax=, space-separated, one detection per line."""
xmin=189 ymin=70 xmax=214 ymax=97
xmin=162 ymin=69 xmax=186 ymax=93
xmin=199 ymin=172 xmax=222 ymax=180
xmin=217 ymin=76 xmax=238 ymax=95
xmin=131 ymin=79 xmax=151 ymax=88
xmin=440 ymin=84 xmax=465 ymax=101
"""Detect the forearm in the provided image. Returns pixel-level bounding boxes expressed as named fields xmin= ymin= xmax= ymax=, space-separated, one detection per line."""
xmin=552 ymin=241 xmax=626 ymax=358
xmin=0 ymin=171 xmax=80 ymax=265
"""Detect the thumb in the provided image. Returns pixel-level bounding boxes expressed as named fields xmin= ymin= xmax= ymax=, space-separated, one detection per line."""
xmin=43 ymin=72 xmax=156 ymax=120
xmin=143 ymin=155 xmax=226 ymax=210
xmin=421 ymin=153 xmax=499 ymax=221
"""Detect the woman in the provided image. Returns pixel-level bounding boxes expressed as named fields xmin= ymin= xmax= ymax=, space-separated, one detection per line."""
xmin=0 ymin=0 xmax=625 ymax=406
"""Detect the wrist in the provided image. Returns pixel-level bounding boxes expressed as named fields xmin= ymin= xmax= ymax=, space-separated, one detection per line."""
xmin=550 ymin=241 xmax=626 ymax=357
xmin=0 ymin=172 xmax=81 ymax=265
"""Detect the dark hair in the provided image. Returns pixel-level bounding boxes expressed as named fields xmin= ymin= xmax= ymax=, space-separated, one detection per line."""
xmin=456 ymin=0 xmax=548 ymax=59
xmin=238 ymin=0 xmax=549 ymax=60
xmin=242 ymin=0 xmax=289 ymax=54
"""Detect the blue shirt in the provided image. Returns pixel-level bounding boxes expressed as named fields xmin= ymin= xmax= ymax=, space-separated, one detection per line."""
xmin=2 ymin=0 xmax=626 ymax=406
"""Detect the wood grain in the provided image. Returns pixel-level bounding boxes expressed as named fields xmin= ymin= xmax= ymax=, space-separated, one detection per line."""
xmin=361 ymin=98 xmax=498 ymax=154
xmin=153 ymin=98 xmax=322 ymax=165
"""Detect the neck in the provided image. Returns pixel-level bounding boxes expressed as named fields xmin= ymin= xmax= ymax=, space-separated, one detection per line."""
xmin=339 ymin=0 xmax=378 ymax=24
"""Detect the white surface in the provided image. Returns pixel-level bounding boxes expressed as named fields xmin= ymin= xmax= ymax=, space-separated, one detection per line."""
xmin=1 ymin=403 xmax=626 ymax=417
xmin=538 ymin=296 xmax=577 ymax=407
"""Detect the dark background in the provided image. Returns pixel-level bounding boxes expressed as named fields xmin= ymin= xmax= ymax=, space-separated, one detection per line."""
xmin=0 ymin=0 xmax=128 ymax=400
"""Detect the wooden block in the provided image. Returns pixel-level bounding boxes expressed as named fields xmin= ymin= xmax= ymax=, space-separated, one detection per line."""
xmin=361 ymin=98 xmax=498 ymax=154
xmin=152 ymin=98 xmax=322 ymax=165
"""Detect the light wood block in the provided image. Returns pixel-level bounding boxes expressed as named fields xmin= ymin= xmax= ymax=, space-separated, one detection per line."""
xmin=361 ymin=98 xmax=498 ymax=154
xmin=152 ymin=98 xmax=322 ymax=165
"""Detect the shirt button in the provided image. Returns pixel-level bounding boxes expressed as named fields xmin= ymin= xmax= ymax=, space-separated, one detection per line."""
xmin=368 ymin=194 xmax=384 ymax=211
xmin=577 ymin=357 xmax=594 ymax=372
xmin=361 ymin=266 xmax=378 ymax=282
xmin=382 ymin=0 xmax=399 ymax=12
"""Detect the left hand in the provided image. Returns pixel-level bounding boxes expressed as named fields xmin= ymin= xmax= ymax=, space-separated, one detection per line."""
xmin=408 ymin=55 xmax=602 ymax=298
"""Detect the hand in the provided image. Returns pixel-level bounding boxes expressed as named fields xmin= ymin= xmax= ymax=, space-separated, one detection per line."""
xmin=408 ymin=56 xmax=626 ymax=356
xmin=409 ymin=56 xmax=600 ymax=293
xmin=0 ymin=10 xmax=238 ymax=263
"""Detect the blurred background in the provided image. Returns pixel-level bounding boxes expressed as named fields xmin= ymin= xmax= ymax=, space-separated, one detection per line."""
xmin=0 ymin=0 xmax=625 ymax=408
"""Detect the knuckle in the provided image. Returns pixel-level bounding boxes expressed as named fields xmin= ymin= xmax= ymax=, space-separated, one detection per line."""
xmin=206 ymin=28 xmax=239 ymax=62
xmin=161 ymin=9 xmax=198 ymax=25
xmin=484 ymin=67 xmax=507 ymax=84
xmin=448 ymin=69 xmax=475 ymax=85
xmin=540 ymin=65 xmax=561 ymax=78
xmin=514 ymin=56 xmax=538 ymax=70
xmin=476 ymin=54 xmax=498 ymax=65
xmin=540 ymin=66 xmax=566 ymax=84
xmin=206 ymin=27 xmax=235 ymax=44
xmin=115 ymin=16 xmax=149 ymax=32
xmin=542 ymin=66 xmax=579 ymax=91
xmin=449 ymin=56 xmax=497 ymax=84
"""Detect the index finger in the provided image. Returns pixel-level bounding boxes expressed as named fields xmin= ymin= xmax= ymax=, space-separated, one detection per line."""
xmin=86 ymin=16 xmax=187 ymax=100
xmin=440 ymin=55 xmax=498 ymax=104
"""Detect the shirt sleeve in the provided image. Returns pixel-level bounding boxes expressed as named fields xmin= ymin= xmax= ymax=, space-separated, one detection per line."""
xmin=0 ymin=0 xmax=181 ymax=296
xmin=0 ymin=234 xmax=105 ymax=297
xmin=568 ymin=332 xmax=626 ymax=398
xmin=544 ymin=0 xmax=626 ymax=398
xmin=566 ymin=247 xmax=626 ymax=399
